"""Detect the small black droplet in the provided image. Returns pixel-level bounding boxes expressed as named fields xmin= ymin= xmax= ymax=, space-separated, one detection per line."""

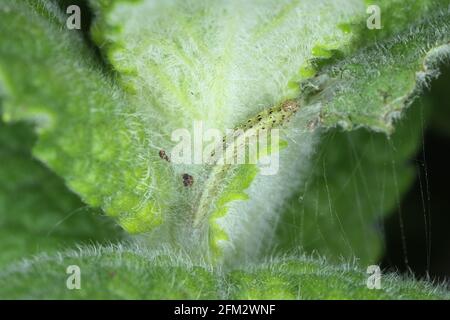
xmin=159 ymin=150 xmax=170 ymax=162
xmin=182 ymin=173 xmax=194 ymax=187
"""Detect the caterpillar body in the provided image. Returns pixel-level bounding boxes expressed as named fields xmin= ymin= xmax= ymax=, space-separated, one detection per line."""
xmin=195 ymin=99 xmax=300 ymax=227
xmin=207 ymin=99 xmax=300 ymax=165
xmin=237 ymin=99 xmax=300 ymax=132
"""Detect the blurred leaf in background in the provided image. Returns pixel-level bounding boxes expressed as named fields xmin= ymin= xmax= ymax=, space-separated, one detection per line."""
xmin=272 ymin=97 xmax=429 ymax=266
xmin=0 ymin=120 xmax=124 ymax=267
xmin=382 ymin=65 xmax=450 ymax=281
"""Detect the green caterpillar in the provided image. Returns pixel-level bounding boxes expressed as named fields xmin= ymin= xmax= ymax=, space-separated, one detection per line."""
xmin=207 ymin=99 xmax=300 ymax=165
xmin=195 ymin=99 xmax=300 ymax=228
xmin=238 ymin=99 xmax=300 ymax=132
xmin=236 ymin=100 xmax=299 ymax=131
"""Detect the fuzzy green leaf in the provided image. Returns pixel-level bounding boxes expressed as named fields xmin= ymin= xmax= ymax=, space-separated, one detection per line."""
xmin=313 ymin=8 xmax=450 ymax=132
xmin=0 ymin=246 xmax=447 ymax=299
xmin=272 ymin=100 xmax=430 ymax=265
xmin=0 ymin=121 xmax=123 ymax=267
xmin=0 ymin=0 xmax=171 ymax=235
xmin=1 ymin=0 xmax=449 ymax=265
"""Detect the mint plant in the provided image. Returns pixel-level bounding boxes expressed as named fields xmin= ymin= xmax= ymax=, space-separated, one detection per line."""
xmin=0 ymin=0 xmax=449 ymax=299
